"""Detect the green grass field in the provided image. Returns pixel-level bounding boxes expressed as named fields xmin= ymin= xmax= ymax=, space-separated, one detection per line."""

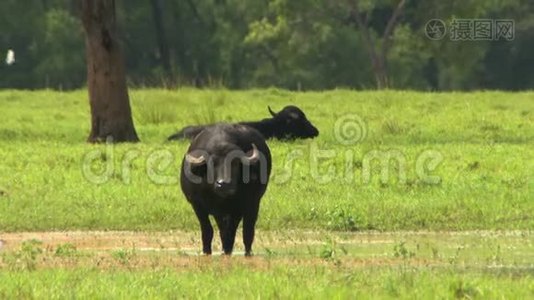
xmin=0 ymin=89 xmax=532 ymax=231
xmin=0 ymin=231 xmax=533 ymax=299
xmin=0 ymin=89 xmax=533 ymax=298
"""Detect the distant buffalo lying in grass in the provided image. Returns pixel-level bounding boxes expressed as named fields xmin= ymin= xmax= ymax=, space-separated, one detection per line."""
xmin=168 ymin=105 xmax=319 ymax=141
xmin=180 ymin=124 xmax=271 ymax=256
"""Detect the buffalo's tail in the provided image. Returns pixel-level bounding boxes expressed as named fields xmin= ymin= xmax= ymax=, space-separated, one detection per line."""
xmin=167 ymin=130 xmax=186 ymax=141
xmin=167 ymin=125 xmax=207 ymax=141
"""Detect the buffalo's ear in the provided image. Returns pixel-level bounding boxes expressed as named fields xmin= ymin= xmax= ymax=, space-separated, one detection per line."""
xmin=268 ymin=106 xmax=277 ymax=117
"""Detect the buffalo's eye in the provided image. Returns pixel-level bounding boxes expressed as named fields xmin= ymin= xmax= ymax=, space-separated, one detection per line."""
xmin=289 ymin=112 xmax=300 ymax=119
xmin=190 ymin=164 xmax=207 ymax=177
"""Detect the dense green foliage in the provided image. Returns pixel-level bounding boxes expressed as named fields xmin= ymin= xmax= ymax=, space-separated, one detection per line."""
xmin=1 ymin=0 xmax=534 ymax=90
xmin=0 ymin=89 xmax=532 ymax=231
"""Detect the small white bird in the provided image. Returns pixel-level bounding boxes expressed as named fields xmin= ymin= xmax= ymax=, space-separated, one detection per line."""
xmin=6 ymin=49 xmax=15 ymax=65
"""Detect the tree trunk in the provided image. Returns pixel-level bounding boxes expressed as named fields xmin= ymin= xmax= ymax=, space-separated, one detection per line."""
xmin=348 ymin=0 xmax=405 ymax=89
xmin=372 ymin=54 xmax=389 ymax=89
xmin=81 ymin=0 xmax=139 ymax=143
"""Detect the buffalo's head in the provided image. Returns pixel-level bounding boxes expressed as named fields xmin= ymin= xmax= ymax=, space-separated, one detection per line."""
xmin=268 ymin=105 xmax=319 ymax=139
xmin=183 ymin=143 xmax=266 ymax=198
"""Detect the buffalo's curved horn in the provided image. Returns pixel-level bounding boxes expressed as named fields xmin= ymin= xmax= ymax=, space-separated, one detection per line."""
xmin=242 ymin=144 xmax=260 ymax=164
xmin=185 ymin=153 xmax=206 ymax=165
xmin=268 ymin=106 xmax=277 ymax=117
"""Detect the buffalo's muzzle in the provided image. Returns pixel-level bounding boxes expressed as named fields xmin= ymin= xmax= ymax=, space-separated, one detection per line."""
xmin=213 ymin=179 xmax=236 ymax=197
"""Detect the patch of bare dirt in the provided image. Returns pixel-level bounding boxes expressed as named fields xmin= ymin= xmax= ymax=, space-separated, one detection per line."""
xmin=1 ymin=230 xmax=530 ymax=270
xmin=0 ymin=231 xmax=197 ymax=251
xmin=0 ymin=230 xmax=530 ymax=252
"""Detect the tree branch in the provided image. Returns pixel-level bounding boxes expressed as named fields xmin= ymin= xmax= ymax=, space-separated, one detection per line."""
xmin=381 ymin=0 xmax=406 ymax=57
xmin=346 ymin=0 xmax=379 ymax=67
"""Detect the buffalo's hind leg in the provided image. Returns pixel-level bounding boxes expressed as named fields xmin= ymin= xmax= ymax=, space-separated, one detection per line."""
xmin=215 ymin=214 xmax=240 ymax=255
xmin=242 ymin=211 xmax=259 ymax=257
xmin=192 ymin=203 xmax=213 ymax=255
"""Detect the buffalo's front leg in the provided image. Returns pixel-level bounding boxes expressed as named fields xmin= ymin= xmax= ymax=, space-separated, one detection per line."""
xmin=215 ymin=214 xmax=241 ymax=255
xmin=192 ymin=203 xmax=213 ymax=255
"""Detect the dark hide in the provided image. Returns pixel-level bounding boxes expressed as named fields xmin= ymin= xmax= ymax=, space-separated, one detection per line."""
xmin=180 ymin=124 xmax=272 ymax=256
xmin=168 ymin=105 xmax=319 ymax=141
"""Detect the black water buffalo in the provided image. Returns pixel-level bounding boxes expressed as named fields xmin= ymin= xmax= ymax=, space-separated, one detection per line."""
xmin=180 ymin=123 xmax=272 ymax=256
xmin=168 ymin=105 xmax=319 ymax=141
